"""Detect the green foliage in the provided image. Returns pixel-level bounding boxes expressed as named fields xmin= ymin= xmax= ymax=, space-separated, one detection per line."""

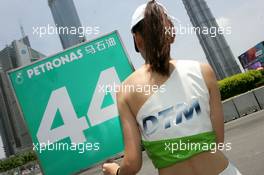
xmin=218 ymin=70 xmax=264 ymax=101
xmin=0 ymin=150 xmax=37 ymax=172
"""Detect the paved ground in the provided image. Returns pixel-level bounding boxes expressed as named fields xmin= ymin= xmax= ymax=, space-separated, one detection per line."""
xmin=81 ymin=110 xmax=264 ymax=175
xmin=223 ymin=110 xmax=264 ymax=175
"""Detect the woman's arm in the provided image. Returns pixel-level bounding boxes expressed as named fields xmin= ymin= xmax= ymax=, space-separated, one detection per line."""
xmin=200 ymin=63 xmax=225 ymax=144
xmin=103 ymin=90 xmax=142 ymax=175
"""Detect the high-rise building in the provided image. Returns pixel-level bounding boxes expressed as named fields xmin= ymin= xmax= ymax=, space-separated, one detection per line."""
xmin=48 ymin=0 xmax=85 ymax=49
xmin=182 ymin=0 xmax=242 ymax=80
xmin=0 ymin=78 xmax=17 ymax=156
xmin=0 ymin=36 xmax=45 ymax=157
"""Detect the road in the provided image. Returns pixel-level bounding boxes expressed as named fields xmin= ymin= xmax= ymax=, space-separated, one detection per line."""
xmin=81 ymin=110 xmax=264 ymax=175
xmin=223 ymin=110 xmax=264 ymax=175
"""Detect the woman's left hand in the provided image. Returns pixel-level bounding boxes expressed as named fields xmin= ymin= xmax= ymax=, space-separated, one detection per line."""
xmin=102 ymin=162 xmax=120 ymax=175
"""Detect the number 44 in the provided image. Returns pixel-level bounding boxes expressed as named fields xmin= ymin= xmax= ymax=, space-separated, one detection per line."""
xmin=37 ymin=67 xmax=121 ymax=144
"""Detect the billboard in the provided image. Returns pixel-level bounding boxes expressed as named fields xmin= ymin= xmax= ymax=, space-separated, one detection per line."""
xmin=7 ymin=31 xmax=133 ymax=175
xmin=238 ymin=41 xmax=264 ymax=69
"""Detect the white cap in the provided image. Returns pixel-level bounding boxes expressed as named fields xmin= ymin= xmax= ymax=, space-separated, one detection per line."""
xmin=131 ymin=1 xmax=175 ymax=30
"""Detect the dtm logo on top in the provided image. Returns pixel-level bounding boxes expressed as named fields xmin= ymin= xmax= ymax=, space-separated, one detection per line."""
xmin=8 ymin=31 xmax=133 ymax=175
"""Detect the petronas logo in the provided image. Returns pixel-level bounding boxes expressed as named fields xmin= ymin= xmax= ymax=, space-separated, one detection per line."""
xmin=15 ymin=72 xmax=24 ymax=84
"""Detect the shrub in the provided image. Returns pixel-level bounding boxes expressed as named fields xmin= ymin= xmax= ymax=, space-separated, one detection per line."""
xmin=0 ymin=150 xmax=37 ymax=172
xmin=218 ymin=70 xmax=264 ymax=100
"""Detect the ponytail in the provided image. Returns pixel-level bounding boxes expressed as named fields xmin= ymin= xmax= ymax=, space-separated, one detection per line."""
xmin=143 ymin=0 xmax=172 ymax=76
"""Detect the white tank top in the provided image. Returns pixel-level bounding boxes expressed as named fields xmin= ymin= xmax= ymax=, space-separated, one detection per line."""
xmin=136 ymin=60 xmax=216 ymax=169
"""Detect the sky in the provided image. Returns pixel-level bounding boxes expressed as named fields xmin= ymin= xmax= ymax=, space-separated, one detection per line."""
xmin=0 ymin=0 xmax=263 ymax=158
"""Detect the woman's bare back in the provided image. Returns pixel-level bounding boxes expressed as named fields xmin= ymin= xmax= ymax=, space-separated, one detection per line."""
xmin=124 ymin=60 xmax=229 ymax=175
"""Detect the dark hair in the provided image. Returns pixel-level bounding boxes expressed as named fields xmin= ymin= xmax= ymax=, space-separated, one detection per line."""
xmin=132 ymin=0 xmax=172 ymax=76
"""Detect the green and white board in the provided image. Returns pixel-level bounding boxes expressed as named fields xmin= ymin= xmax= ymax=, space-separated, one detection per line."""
xmin=7 ymin=31 xmax=134 ymax=175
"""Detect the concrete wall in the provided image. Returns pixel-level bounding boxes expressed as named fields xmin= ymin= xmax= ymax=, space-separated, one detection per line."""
xmin=222 ymin=99 xmax=239 ymax=122
xmin=253 ymin=86 xmax=264 ymax=109
xmin=232 ymin=91 xmax=260 ymax=116
xmin=222 ymin=86 xmax=264 ymax=122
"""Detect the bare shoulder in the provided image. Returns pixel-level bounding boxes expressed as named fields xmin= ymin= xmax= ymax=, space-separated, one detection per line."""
xmin=199 ymin=63 xmax=217 ymax=90
xmin=122 ymin=65 xmax=146 ymax=85
xmin=200 ymin=63 xmax=216 ymax=79
xmin=200 ymin=63 xmax=214 ymax=74
xmin=117 ymin=65 xmax=146 ymax=99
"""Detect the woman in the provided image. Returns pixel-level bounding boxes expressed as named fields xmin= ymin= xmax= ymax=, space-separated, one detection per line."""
xmin=103 ymin=1 xmax=241 ymax=175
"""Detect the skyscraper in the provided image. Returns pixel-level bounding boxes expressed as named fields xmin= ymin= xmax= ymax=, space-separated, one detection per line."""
xmin=48 ymin=0 xmax=85 ymax=49
xmin=0 ymin=36 xmax=45 ymax=157
xmin=182 ymin=0 xmax=241 ymax=80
